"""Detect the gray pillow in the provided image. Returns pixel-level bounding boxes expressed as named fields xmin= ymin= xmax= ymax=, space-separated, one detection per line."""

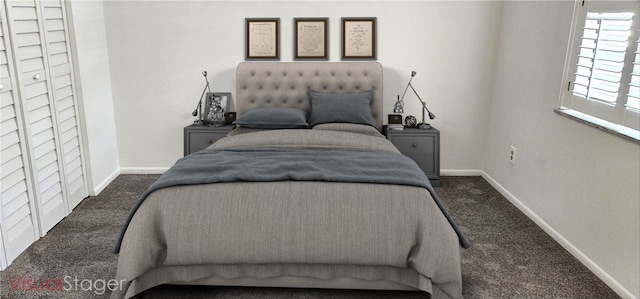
xmin=307 ymin=90 xmax=376 ymax=128
xmin=233 ymin=107 xmax=308 ymax=129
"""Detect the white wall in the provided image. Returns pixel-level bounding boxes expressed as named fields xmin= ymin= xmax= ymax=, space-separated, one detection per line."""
xmin=66 ymin=1 xmax=120 ymax=195
xmin=484 ymin=1 xmax=639 ymax=297
xmin=101 ymin=1 xmax=501 ymax=171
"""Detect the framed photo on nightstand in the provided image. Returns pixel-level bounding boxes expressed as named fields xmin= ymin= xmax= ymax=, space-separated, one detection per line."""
xmin=203 ymin=92 xmax=230 ymax=127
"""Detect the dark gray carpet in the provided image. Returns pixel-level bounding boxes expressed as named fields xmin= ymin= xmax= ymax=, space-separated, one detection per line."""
xmin=0 ymin=175 xmax=619 ymax=298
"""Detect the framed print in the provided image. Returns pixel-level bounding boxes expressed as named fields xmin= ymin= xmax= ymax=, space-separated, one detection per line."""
xmin=203 ymin=92 xmax=231 ymax=126
xmin=294 ymin=18 xmax=328 ymax=59
xmin=246 ymin=18 xmax=280 ymax=59
xmin=342 ymin=17 xmax=376 ymax=59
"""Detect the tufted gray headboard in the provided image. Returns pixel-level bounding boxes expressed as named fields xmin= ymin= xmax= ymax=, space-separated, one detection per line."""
xmin=236 ymin=62 xmax=383 ymax=130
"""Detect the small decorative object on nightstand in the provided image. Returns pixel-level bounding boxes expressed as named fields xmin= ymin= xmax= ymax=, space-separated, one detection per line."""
xmin=384 ymin=125 xmax=441 ymax=186
xmin=183 ymin=124 xmax=234 ymax=156
xmin=224 ymin=112 xmax=237 ymax=125
xmin=404 ymin=115 xmax=417 ymax=128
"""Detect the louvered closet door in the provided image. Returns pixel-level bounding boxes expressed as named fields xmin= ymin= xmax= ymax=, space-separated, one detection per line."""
xmin=0 ymin=226 xmax=5 ymax=268
xmin=5 ymin=0 xmax=87 ymax=233
xmin=0 ymin=0 xmax=39 ymax=266
xmin=41 ymin=0 xmax=86 ymax=208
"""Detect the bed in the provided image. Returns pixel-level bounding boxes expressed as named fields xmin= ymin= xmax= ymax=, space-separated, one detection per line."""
xmin=111 ymin=62 xmax=470 ymax=299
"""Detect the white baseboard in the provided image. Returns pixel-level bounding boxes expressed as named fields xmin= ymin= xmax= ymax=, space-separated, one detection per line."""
xmin=479 ymin=171 xmax=636 ymax=299
xmin=90 ymin=168 xmax=121 ymax=196
xmin=120 ymin=167 xmax=169 ymax=174
xmin=441 ymin=169 xmax=483 ymax=176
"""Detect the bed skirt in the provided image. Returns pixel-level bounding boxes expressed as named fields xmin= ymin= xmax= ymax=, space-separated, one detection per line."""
xmin=118 ymin=263 xmax=437 ymax=298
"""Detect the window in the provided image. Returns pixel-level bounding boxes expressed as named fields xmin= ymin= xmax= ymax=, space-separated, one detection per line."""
xmin=558 ymin=1 xmax=639 ymax=141
xmin=628 ymin=33 xmax=640 ymax=110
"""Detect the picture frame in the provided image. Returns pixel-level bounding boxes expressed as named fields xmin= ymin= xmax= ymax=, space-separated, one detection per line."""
xmin=246 ymin=18 xmax=280 ymax=60
xmin=341 ymin=17 xmax=376 ymax=59
xmin=203 ymin=92 xmax=231 ymax=126
xmin=294 ymin=18 xmax=328 ymax=59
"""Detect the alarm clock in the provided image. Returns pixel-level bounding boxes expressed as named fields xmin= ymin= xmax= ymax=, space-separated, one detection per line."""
xmin=224 ymin=112 xmax=237 ymax=125
xmin=388 ymin=114 xmax=403 ymax=125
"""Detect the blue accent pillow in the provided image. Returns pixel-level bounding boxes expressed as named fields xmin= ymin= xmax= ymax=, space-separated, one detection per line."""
xmin=233 ymin=107 xmax=308 ymax=129
xmin=307 ymin=90 xmax=376 ymax=128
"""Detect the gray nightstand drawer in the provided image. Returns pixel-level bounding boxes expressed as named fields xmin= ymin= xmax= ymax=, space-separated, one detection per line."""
xmin=392 ymin=135 xmax=435 ymax=155
xmin=188 ymin=132 xmax=227 ymax=153
xmin=184 ymin=125 xmax=234 ymax=156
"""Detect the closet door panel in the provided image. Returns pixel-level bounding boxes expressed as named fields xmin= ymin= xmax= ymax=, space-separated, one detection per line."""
xmin=41 ymin=0 xmax=86 ymax=207
xmin=6 ymin=0 xmax=67 ymax=233
xmin=0 ymin=1 xmax=39 ymax=265
xmin=1 ymin=0 xmax=87 ymax=266
xmin=0 ymin=225 xmax=5 ymax=269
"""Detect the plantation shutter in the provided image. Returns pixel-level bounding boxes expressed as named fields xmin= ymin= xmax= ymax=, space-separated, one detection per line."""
xmin=0 ymin=0 xmax=40 ymax=266
xmin=572 ymin=12 xmax=633 ymax=104
xmin=627 ymin=32 xmax=640 ymax=110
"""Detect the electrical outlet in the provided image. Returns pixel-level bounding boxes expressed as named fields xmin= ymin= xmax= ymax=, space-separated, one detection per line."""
xmin=509 ymin=146 xmax=517 ymax=165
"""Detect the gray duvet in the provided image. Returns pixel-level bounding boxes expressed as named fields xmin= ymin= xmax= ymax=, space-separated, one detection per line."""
xmin=112 ymin=128 xmax=467 ymax=299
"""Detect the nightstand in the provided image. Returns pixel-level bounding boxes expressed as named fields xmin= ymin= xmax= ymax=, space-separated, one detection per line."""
xmin=183 ymin=124 xmax=234 ymax=156
xmin=384 ymin=126 xmax=441 ymax=187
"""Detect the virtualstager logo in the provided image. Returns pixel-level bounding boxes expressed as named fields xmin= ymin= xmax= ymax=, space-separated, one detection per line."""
xmin=6 ymin=275 xmax=126 ymax=295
